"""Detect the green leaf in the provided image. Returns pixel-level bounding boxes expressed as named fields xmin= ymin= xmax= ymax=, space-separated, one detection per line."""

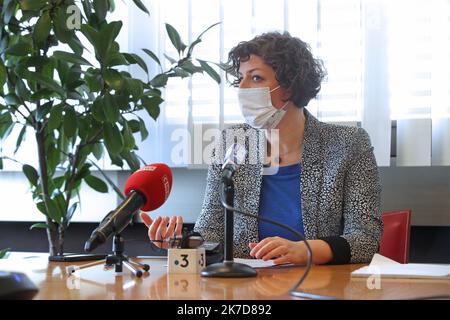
xmin=0 ymin=61 xmax=7 ymax=87
xmin=127 ymin=120 xmax=140 ymax=133
xmin=132 ymin=0 xmax=150 ymax=15
xmin=15 ymin=79 xmax=31 ymax=101
xmin=98 ymin=21 xmax=123 ymax=61
xmin=85 ymin=70 xmax=103 ymax=92
xmin=124 ymin=78 xmax=143 ymax=99
xmin=196 ymin=22 xmax=221 ymax=43
xmin=4 ymin=94 xmax=20 ymax=105
xmin=5 ymin=43 xmax=32 ymax=56
xmin=105 ymin=52 xmax=128 ymax=67
xmin=89 ymin=160 xmax=125 ymax=200
xmin=103 ymin=68 xmax=123 ymax=90
xmin=53 ymin=51 xmax=93 ymax=66
xmin=19 ymin=0 xmax=48 ymax=11
xmin=67 ymin=36 xmax=85 ymax=56
xmin=121 ymin=150 xmax=140 ymax=171
xmin=14 ymin=125 xmax=27 ymax=154
xmin=53 ymin=7 xmax=73 ymax=43
xmin=84 ymin=174 xmax=108 ymax=193
xmin=36 ymin=201 xmax=46 ymax=215
xmin=47 ymin=104 xmax=64 ymax=130
xmin=93 ymin=0 xmax=108 ymax=21
xmin=173 ymin=67 xmax=191 ymax=78
xmin=44 ymin=196 xmax=63 ymax=224
xmin=64 ymin=202 xmax=78 ymax=228
xmin=179 ymin=60 xmax=203 ymax=74
xmin=63 ymin=107 xmax=78 ymax=138
xmin=163 ymin=53 xmax=177 ymax=65
xmin=122 ymin=122 xmax=135 ymax=151
xmin=92 ymin=143 xmax=103 ymax=160
xmin=138 ymin=117 xmax=149 ymax=141
xmin=186 ymin=22 xmax=221 ymax=57
xmin=103 ymin=123 xmax=124 ymax=155
xmin=0 ymin=112 xmax=14 ymax=140
xmin=33 ymin=10 xmax=51 ymax=44
xmin=36 ymin=101 xmax=53 ymax=121
xmin=165 ymin=23 xmax=186 ymax=53
xmin=22 ymin=164 xmax=39 ymax=187
xmin=29 ymin=223 xmax=51 ymax=230
xmin=26 ymin=71 xmax=65 ymax=96
xmin=81 ymin=24 xmax=100 ymax=50
xmin=141 ymin=96 xmax=162 ymax=121
xmin=150 ymin=73 xmax=168 ymax=87
xmin=198 ymin=59 xmax=221 ymax=84
xmin=91 ymin=97 xmax=106 ymax=122
xmin=103 ymin=93 xmax=120 ymax=123
xmin=142 ymin=48 xmax=161 ymax=66
xmin=0 ymin=248 xmax=10 ymax=259
xmin=3 ymin=0 xmax=16 ymax=25
xmin=124 ymin=53 xmax=148 ymax=74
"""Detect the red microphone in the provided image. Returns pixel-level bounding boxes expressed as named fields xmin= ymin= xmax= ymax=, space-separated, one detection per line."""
xmin=124 ymin=163 xmax=172 ymax=211
xmin=85 ymin=163 xmax=173 ymax=252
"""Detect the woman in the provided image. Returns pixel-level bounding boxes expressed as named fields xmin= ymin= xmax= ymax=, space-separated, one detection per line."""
xmin=141 ymin=32 xmax=383 ymax=265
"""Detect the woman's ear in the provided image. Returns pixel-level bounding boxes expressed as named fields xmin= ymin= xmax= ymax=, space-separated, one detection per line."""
xmin=283 ymin=87 xmax=292 ymax=101
xmin=280 ymin=87 xmax=292 ymax=103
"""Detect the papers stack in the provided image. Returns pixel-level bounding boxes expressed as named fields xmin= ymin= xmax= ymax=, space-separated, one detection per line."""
xmin=351 ymin=254 xmax=450 ymax=280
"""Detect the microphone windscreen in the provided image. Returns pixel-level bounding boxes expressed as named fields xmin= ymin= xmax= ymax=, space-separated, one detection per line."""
xmin=123 ymin=163 xmax=173 ymax=211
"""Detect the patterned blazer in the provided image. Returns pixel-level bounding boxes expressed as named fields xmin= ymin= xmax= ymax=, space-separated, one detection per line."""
xmin=194 ymin=109 xmax=383 ymax=264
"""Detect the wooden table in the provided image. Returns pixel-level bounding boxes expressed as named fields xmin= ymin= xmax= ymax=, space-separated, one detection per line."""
xmin=1 ymin=252 xmax=449 ymax=300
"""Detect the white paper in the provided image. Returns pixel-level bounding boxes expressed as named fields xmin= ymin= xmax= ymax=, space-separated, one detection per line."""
xmin=351 ymin=254 xmax=450 ymax=279
xmin=234 ymin=258 xmax=276 ymax=268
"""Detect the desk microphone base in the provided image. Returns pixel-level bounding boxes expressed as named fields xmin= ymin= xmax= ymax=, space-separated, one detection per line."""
xmin=200 ymin=260 xmax=257 ymax=278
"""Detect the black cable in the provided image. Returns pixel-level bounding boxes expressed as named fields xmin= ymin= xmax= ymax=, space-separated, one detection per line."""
xmin=219 ymin=185 xmax=337 ymax=300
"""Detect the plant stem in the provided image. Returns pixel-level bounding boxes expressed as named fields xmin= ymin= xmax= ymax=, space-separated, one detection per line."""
xmin=36 ymin=122 xmax=59 ymax=256
xmin=64 ymin=145 xmax=81 ymax=213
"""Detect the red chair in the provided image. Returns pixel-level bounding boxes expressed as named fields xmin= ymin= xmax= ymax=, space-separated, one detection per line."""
xmin=379 ymin=210 xmax=412 ymax=264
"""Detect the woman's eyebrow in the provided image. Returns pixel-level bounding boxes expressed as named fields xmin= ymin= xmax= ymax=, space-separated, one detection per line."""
xmin=238 ymin=68 xmax=263 ymax=76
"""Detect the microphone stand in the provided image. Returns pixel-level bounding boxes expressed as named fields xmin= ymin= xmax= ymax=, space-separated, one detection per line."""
xmin=201 ymin=174 xmax=257 ymax=278
xmin=103 ymin=233 xmax=150 ymax=278
xmin=72 ymin=233 xmax=150 ymax=278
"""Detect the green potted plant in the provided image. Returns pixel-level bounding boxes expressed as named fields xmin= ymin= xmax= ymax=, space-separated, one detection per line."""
xmin=0 ymin=0 xmax=220 ymax=258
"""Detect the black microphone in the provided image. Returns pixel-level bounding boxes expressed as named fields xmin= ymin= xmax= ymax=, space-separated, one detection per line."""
xmin=84 ymin=191 xmax=146 ymax=252
xmin=201 ymin=143 xmax=257 ymax=278
xmin=221 ymin=143 xmax=246 ymax=183
xmin=84 ymin=163 xmax=173 ymax=252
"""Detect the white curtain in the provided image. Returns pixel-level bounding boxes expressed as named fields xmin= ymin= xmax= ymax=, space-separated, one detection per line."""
xmin=127 ymin=0 xmax=450 ymax=168
xmin=2 ymin=0 xmax=449 ymax=169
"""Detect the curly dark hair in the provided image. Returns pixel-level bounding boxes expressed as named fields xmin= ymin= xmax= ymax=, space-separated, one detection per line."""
xmin=226 ymin=31 xmax=326 ymax=108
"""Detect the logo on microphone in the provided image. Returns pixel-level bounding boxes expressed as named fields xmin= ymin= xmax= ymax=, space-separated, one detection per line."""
xmin=162 ymin=174 xmax=170 ymax=200
xmin=140 ymin=166 xmax=157 ymax=172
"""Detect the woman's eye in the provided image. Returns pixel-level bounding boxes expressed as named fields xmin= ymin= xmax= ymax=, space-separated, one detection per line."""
xmin=252 ymin=75 xmax=262 ymax=81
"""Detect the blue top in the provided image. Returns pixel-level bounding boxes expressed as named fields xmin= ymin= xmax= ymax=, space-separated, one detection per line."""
xmin=258 ymin=163 xmax=304 ymax=242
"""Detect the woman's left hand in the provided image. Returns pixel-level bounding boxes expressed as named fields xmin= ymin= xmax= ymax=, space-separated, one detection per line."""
xmin=249 ymin=236 xmax=307 ymax=265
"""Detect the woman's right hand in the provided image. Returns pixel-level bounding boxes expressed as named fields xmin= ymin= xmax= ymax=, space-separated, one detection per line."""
xmin=140 ymin=212 xmax=183 ymax=249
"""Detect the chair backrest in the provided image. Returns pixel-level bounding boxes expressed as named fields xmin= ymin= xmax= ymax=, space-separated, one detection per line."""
xmin=379 ymin=210 xmax=412 ymax=264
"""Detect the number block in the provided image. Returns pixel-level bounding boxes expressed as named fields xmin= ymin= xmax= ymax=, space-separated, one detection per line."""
xmin=168 ymin=248 xmax=206 ymax=274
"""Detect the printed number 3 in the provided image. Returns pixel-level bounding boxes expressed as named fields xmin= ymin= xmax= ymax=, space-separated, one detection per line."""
xmin=199 ymin=253 xmax=205 ymax=266
xmin=180 ymin=254 xmax=189 ymax=268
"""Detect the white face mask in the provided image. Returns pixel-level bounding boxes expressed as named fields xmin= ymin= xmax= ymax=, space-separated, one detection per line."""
xmin=238 ymin=85 xmax=289 ymax=129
